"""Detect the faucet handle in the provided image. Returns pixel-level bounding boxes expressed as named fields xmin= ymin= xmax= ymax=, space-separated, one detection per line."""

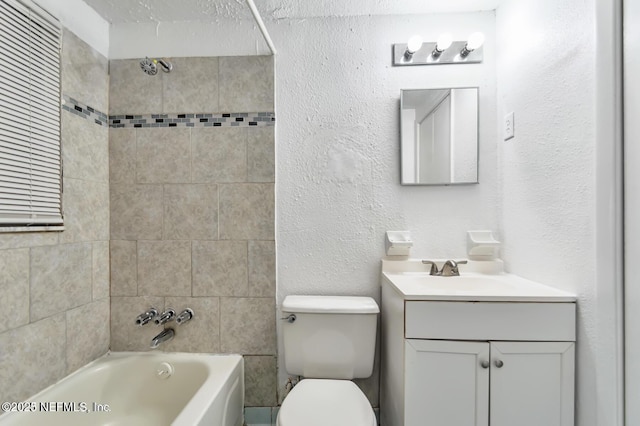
xmin=135 ymin=307 xmax=158 ymax=326
xmin=421 ymin=260 xmax=440 ymax=276
xmin=441 ymin=260 xmax=468 ymax=276
xmin=176 ymin=308 xmax=194 ymax=325
xmin=154 ymin=308 xmax=176 ymax=326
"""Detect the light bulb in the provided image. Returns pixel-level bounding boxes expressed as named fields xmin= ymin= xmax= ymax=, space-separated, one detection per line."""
xmin=466 ymin=32 xmax=485 ymax=50
xmin=407 ymin=35 xmax=423 ymax=54
xmin=436 ymin=33 xmax=453 ymax=51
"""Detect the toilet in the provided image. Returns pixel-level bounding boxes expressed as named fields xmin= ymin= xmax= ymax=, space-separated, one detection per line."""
xmin=276 ymin=295 xmax=379 ymax=426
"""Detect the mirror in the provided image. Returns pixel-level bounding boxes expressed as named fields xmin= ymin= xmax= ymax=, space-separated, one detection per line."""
xmin=400 ymin=87 xmax=479 ymax=185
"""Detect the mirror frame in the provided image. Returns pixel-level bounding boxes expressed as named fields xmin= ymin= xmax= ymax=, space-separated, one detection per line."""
xmin=400 ymin=86 xmax=480 ymax=186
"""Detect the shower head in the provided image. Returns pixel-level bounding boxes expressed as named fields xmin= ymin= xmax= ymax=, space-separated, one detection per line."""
xmin=139 ymin=57 xmax=173 ymax=75
xmin=140 ymin=57 xmax=157 ymax=75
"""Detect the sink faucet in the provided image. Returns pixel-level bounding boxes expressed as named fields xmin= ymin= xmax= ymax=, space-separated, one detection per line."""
xmin=150 ymin=328 xmax=175 ymax=349
xmin=421 ymin=259 xmax=468 ymax=276
xmin=440 ymin=260 xmax=468 ymax=277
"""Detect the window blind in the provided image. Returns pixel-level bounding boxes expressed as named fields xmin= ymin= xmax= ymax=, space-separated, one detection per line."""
xmin=0 ymin=0 xmax=62 ymax=227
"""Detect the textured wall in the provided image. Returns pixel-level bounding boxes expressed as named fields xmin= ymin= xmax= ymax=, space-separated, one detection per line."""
xmin=0 ymin=30 xmax=110 ymax=402
xmin=495 ymin=1 xmax=599 ymax=424
xmin=108 ymin=56 xmax=277 ymax=408
xmin=270 ymin=12 xmax=498 ymax=404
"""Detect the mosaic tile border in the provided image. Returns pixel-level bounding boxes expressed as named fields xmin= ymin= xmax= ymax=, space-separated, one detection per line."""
xmin=109 ymin=112 xmax=275 ymax=129
xmin=61 ymin=95 xmax=275 ymax=129
xmin=62 ymin=95 xmax=109 ymax=127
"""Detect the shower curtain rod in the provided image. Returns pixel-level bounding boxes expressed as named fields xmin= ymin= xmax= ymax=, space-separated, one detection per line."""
xmin=245 ymin=0 xmax=277 ymax=55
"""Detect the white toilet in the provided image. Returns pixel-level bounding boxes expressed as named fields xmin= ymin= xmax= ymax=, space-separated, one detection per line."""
xmin=276 ymin=295 xmax=379 ymax=426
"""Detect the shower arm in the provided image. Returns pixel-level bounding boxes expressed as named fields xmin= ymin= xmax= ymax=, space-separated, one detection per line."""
xmin=245 ymin=0 xmax=277 ymax=55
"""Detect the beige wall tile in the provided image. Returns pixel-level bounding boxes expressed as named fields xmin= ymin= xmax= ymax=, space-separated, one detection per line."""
xmin=0 ymin=232 xmax=59 ymax=250
xmin=0 ymin=249 xmax=29 ymax=333
xmin=163 ymin=184 xmax=218 ymax=240
xmin=66 ymin=299 xmax=109 ymax=374
xmin=62 ymin=112 xmax=109 ymax=182
xmin=110 ymin=240 xmax=137 ymax=296
xmin=163 ymin=57 xmax=219 ymax=113
xmin=62 ymin=30 xmax=109 ymax=113
xmin=247 ymin=127 xmax=275 ymax=183
xmin=109 ymin=59 xmax=162 ymax=115
xmin=248 ymin=241 xmax=276 ymax=297
xmin=0 ymin=315 xmax=67 ymax=402
xmin=220 ymin=298 xmax=275 ymax=354
xmin=110 ymin=184 xmax=163 ymax=240
xmin=138 ymin=241 xmax=191 ymax=296
xmin=192 ymin=241 xmax=248 ymax=296
xmin=110 ymin=128 xmax=136 ymax=184
xmin=92 ymin=241 xmax=110 ymax=301
xmin=219 ymin=184 xmax=275 ymax=240
xmin=30 ymin=243 xmax=93 ymax=322
xmin=60 ymin=178 xmax=110 ymax=244
xmin=192 ymin=127 xmax=247 ymax=183
xmin=110 ymin=296 xmax=164 ymax=351
xmin=244 ymin=356 xmax=277 ymax=407
xmin=162 ymin=297 xmax=220 ymax=353
xmin=219 ymin=56 xmax=274 ymax=112
xmin=136 ymin=128 xmax=191 ymax=184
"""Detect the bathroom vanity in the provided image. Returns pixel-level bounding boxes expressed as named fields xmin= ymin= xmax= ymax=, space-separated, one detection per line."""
xmin=379 ymin=259 xmax=576 ymax=426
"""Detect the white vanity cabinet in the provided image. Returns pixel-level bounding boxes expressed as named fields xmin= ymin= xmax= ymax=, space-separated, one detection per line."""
xmin=380 ymin=260 xmax=577 ymax=426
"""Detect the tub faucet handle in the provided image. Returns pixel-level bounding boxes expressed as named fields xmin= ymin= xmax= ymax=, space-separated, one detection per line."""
xmin=175 ymin=308 xmax=194 ymax=325
xmin=135 ymin=307 xmax=158 ymax=326
xmin=154 ymin=308 xmax=176 ymax=326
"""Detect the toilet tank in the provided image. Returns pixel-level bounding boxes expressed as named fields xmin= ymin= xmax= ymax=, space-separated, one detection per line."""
xmin=281 ymin=295 xmax=379 ymax=379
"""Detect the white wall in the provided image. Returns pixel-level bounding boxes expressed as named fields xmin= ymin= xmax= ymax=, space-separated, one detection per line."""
xmin=270 ymin=12 xmax=498 ymax=398
xmin=34 ymin=0 xmax=109 ymax=57
xmin=496 ymin=0 xmax=622 ymax=424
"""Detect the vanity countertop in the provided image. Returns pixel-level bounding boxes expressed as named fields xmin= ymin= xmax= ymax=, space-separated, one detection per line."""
xmin=381 ymin=259 xmax=576 ymax=302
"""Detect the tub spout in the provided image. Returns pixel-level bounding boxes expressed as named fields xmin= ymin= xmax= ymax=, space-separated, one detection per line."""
xmin=150 ymin=328 xmax=175 ymax=349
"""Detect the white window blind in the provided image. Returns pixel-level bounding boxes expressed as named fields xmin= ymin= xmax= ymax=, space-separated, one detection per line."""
xmin=0 ymin=0 xmax=62 ymax=227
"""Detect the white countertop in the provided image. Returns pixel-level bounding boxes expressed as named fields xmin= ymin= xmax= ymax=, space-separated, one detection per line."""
xmin=381 ymin=259 xmax=577 ymax=302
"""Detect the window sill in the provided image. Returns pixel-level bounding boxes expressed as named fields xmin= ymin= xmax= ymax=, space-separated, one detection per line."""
xmin=0 ymin=226 xmax=65 ymax=233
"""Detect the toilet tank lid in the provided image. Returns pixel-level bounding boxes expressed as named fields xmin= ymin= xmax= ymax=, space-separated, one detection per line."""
xmin=282 ymin=295 xmax=379 ymax=314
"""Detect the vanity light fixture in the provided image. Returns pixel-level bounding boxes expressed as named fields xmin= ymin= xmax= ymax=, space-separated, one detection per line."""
xmin=392 ymin=32 xmax=484 ymax=66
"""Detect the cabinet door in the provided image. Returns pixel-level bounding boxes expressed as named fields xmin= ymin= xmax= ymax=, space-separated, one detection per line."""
xmin=405 ymin=339 xmax=489 ymax=426
xmin=490 ymin=341 xmax=575 ymax=426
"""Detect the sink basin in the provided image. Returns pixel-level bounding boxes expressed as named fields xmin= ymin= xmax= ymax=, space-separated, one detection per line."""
xmin=382 ymin=260 xmax=576 ymax=302
xmin=398 ymin=272 xmax=512 ymax=292
xmin=411 ymin=275 xmax=508 ymax=292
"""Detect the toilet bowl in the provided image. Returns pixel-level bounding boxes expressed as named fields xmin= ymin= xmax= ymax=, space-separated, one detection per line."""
xmin=276 ymin=379 xmax=376 ymax=426
xmin=278 ymin=295 xmax=379 ymax=426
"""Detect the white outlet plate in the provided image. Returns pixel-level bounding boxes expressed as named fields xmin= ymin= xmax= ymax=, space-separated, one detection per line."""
xmin=504 ymin=111 xmax=515 ymax=141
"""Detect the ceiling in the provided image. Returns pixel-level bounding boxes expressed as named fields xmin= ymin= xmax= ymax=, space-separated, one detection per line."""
xmin=81 ymin=0 xmax=500 ymax=24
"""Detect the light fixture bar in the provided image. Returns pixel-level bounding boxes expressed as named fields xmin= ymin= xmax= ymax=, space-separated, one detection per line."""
xmin=392 ymin=41 xmax=483 ymax=66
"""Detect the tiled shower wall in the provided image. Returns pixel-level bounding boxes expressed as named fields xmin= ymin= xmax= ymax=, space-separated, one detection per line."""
xmin=0 ymin=31 xmax=110 ymax=402
xmin=108 ymin=56 xmax=276 ymax=407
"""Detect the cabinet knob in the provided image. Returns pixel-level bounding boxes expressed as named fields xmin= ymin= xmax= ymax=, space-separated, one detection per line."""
xmin=480 ymin=360 xmax=490 ymax=369
xmin=494 ymin=360 xmax=504 ymax=368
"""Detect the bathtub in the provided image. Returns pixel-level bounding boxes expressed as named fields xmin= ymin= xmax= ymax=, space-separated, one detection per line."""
xmin=0 ymin=352 xmax=244 ymax=426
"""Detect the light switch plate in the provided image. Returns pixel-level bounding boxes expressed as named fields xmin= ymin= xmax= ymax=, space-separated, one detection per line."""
xmin=504 ymin=111 xmax=515 ymax=141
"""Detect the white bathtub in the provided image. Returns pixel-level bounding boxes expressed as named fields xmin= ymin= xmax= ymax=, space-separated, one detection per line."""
xmin=0 ymin=352 xmax=244 ymax=426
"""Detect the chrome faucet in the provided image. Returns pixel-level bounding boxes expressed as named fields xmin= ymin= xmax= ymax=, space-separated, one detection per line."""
xmin=421 ymin=260 xmax=468 ymax=276
xmin=135 ymin=308 xmax=158 ymax=326
xmin=440 ymin=259 xmax=468 ymax=277
xmin=150 ymin=328 xmax=175 ymax=349
xmin=154 ymin=308 xmax=175 ymax=326
xmin=175 ymin=308 xmax=194 ymax=325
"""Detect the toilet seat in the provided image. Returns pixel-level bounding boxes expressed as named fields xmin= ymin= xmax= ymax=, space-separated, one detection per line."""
xmin=277 ymin=379 xmax=376 ymax=426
